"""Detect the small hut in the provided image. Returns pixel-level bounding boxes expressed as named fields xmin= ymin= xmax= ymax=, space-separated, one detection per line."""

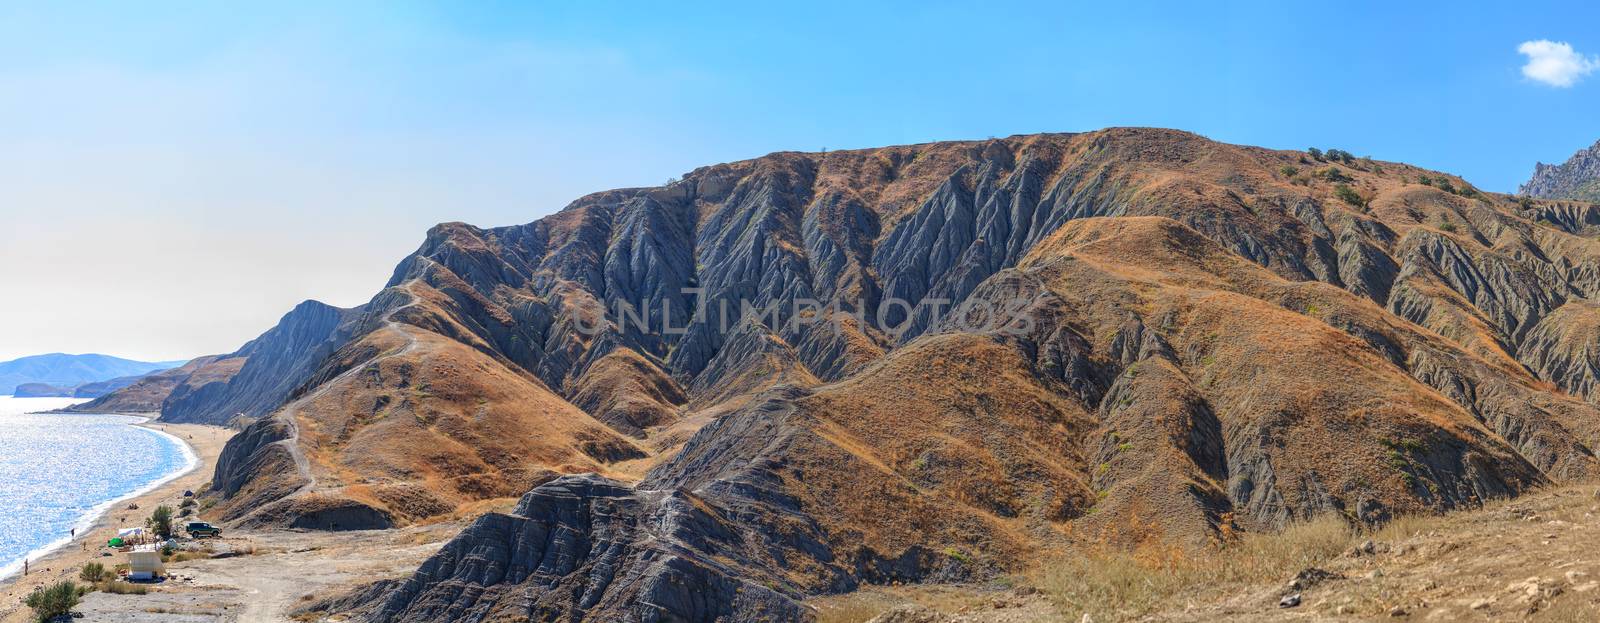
xmin=126 ymin=545 xmax=164 ymax=581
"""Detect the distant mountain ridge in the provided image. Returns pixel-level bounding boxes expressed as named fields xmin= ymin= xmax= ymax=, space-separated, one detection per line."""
xmin=1521 ymin=138 xmax=1600 ymax=202
xmin=12 ymin=375 xmax=144 ymax=398
xmin=0 ymin=353 xmax=183 ymax=395
xmin=59 ymin=356 xmax=229 ymax=414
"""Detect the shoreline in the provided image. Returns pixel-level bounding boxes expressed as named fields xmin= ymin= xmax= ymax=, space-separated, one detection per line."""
xmin=0 ymin=419 xmax=233 ymax=622
xmin=0 ymin=414 xmax=199 ymax=581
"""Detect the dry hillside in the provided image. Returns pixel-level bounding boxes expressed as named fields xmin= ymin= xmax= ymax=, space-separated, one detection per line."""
xmin=123 ymin=127 xmax=1600 ymax=621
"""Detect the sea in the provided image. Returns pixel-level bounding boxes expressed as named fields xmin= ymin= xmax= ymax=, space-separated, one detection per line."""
xmin=0 ymin=396 xmax=195 ymax=580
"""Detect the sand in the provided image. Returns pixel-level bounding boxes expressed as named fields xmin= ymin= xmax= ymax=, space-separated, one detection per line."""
xmin=0 ymin=417 xmax=474 ymax=623
xmin=0 ymin=422 xmax=233 ymax=623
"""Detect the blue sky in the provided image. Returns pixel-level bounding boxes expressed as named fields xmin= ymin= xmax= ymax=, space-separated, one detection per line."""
xmin=0 ymin=1 xmax=1597 ymax=361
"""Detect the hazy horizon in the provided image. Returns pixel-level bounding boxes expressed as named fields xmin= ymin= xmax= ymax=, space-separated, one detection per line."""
xmin=1 ymin=2 xmax=1597 ymax=362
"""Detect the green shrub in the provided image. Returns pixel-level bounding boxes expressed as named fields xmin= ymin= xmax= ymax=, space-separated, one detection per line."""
xmin=79 ymin=562 xmax=109 ymax=583
xmin=1439 ymin=221 xmax=1458 ymax=233
xmin=1307 ymin=147 xmax=1324 ymax=160
xmin=25 ymin=581 xmax=80 ymax=623
xmin=147 ymin=505 xmax=175 ymax=540
xmin=1279 ymin=165 xmax=1299 ymax=177
xmin=1334 ymin=184 xmax=1366 ymax=208
xmin=1316 ymin=167 xmax=1353 ymax=183
xmin=1325 ymin=148 xmax=1355 ymax=163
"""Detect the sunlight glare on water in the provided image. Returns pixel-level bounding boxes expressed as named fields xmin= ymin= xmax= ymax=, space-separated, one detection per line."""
xmin=0 ymin=396 xmax=193 ymax=578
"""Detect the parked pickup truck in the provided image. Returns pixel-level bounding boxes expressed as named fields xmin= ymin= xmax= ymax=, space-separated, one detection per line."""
xmin=185 ymin=521 xmax=222 ymax=538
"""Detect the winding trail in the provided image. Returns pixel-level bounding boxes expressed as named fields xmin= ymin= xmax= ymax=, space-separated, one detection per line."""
xmin=246 ymin=259 xmax=437 ymax=518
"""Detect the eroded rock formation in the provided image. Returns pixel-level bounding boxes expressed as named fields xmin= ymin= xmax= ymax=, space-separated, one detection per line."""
xmin=188 ymin=128 xmax=1600 ymax=621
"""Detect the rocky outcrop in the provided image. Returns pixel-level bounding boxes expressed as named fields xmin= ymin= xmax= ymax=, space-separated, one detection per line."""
xmin=162 ymin=300 xmax=362 ymax=425
xmin=1521 ymin=138 xmax=1600 ymax=202
xmin=1519 ymin=301 xmax=1600 ymax=403
xmin=352 ymin=475 xmax=809 ymax=622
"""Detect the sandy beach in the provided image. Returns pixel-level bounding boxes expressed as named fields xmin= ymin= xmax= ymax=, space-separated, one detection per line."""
xmin=0 ymin=421 xmax=233 ymax=623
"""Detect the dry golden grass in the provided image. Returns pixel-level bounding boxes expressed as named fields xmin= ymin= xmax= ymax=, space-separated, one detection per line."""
xmin=1035 ymin=515 xmax=1354 ymax=620
xmin=166 ymin=551 xmax=212 ymax=563
xmin=815 ymin=600 xmax=892 ymax=623
xmin=98 ymin=581 xmax=148 ymax=595
xmin=812 ymin=585 xmax=1008 ymax=623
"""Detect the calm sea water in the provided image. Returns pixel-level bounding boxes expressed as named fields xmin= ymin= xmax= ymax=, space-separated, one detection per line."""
xmin=0 ymin=396 xmax=194 ymax=579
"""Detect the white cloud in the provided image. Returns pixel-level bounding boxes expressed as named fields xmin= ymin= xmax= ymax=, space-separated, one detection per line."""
xmin=1518 ymin=40 xmax=1599 ymax=87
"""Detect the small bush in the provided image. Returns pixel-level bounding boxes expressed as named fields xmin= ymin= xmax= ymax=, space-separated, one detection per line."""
xmin=1325 ymin=148 xmax=1355 ymax=163
xmin=147 ymin=505 xmax=175 ymax=540
xmin=1334 ymin=184 xmax=1366 ymax=208
xmin=167 ymin=550 xmax=211 ymax=563
xmin=79 ymin=562 xmax=109 ymax=582
xmin=1279 ymin=165 xmax=1299 ymax=177
xmin=1315 ymin=167 xmax=1353 ymax=183
xmin=25 ymin=581 xmax=81 ymax=622
xmin=1439 ymin=221 xmax=1458 ymax=233
xmin=1307 ymin=147 xmax=1324 ymax=160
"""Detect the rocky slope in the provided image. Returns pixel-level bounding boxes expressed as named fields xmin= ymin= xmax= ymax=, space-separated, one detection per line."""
xmin=162 ymin=300 xmax=365 ymax=425
xmin=201 ymin=128 xmax=1600 ymax=621
xmin=60 ymin=356 xmax=228 ymax=413
xmin=77 ymin=300 xmax=363 ymax=423
xmin=1521 ymin=138 xmax=1600 ymax=202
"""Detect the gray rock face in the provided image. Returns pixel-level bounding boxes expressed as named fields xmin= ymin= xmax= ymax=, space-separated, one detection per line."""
xmin=209 ymin=415 xmax=305 ymax=522
xmin=162 ymin=300 xmax=364 ymax=425
xmin=1521 ymin=139 xmax=1600 ymax=202
xmin=353 ymin=474 xmax=813 ymax=623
